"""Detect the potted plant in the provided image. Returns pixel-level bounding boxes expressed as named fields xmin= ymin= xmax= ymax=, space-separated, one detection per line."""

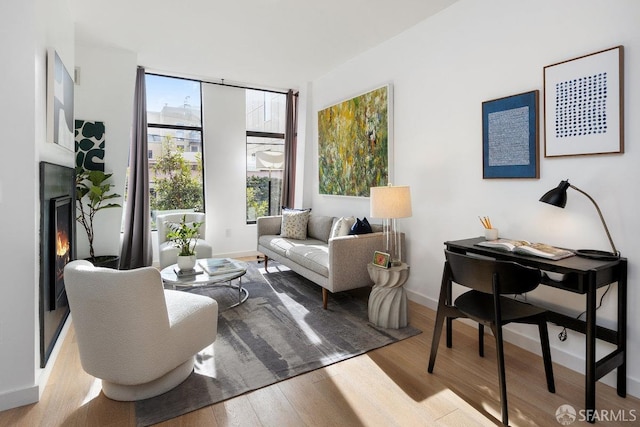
xmin=75 ymin=167 xmax=122 ymax=268
xmin=165 ymin=214 xmax=203 ymax=271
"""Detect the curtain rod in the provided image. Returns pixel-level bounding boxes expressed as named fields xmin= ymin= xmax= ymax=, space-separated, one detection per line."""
xmin=143 ymin=69 xmax=296 ymax=96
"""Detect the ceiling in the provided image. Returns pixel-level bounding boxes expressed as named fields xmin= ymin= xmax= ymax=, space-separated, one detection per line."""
xmin=70 ymin=0 xmax=459 ymax=90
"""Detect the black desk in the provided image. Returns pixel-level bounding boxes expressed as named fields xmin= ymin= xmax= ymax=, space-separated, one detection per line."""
xmin=444 ymin=237 xmax=627 ymax=423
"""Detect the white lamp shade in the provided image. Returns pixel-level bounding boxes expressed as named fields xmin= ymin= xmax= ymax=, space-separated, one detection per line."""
xmin=370 ymin=185 xmax=412 ymax=219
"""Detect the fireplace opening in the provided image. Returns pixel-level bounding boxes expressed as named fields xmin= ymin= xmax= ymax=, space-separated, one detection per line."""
xmin=40 ymin=161 xmax=75 ymax=368
xmin=51 ymin=195 xmax=72 ymax=310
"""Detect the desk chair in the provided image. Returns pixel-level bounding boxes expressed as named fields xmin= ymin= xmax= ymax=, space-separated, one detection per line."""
xmin=428 ymin=250 xmax=555 ymax=426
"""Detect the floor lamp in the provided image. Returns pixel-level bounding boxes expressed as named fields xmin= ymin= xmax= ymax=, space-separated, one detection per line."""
xmin=539 ymin=180 xmax=620 ymax=260
xmin=370 ymin=184 xmax=412 ymax=266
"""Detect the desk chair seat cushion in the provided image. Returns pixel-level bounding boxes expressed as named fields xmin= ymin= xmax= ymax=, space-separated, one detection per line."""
xmin=455 ymin=290 xmax=547 ymax=324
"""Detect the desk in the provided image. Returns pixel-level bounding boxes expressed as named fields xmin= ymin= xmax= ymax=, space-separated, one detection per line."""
xmin=444 ymin=237 xmax=627 ymax=423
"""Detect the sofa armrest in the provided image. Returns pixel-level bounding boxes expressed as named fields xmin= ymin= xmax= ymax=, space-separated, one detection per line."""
xmin=328 ymin=232 xmax=385 ymax=292
xmin=257 ymin=215 xmax=282 ymax=238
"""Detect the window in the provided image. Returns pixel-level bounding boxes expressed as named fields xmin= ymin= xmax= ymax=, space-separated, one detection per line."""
xmin=246 ymin=89 xmax=286 ymax=223
xmin=146 ymin=74 xmax=204 ymax=229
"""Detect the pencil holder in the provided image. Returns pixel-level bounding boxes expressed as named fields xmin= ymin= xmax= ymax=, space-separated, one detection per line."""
xmin=484 ymin=228 xmax=499 ymax=240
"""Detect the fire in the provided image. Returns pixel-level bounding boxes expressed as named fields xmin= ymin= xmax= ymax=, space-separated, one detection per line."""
xmin=56 ymin=231 xmax=70 ymax=257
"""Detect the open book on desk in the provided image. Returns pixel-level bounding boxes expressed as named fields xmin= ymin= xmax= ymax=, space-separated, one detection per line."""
xmin=476 ymin=239 xmax=575 ymax=260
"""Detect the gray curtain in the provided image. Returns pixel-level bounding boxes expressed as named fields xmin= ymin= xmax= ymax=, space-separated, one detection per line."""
xmin=281 ymin=90 xmax=298 ymax=208
xmin=120 ymin=66 xmax=152 ymax=268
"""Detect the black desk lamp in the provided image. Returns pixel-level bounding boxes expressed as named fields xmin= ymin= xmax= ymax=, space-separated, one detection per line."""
xmin=539 ymin=180 xmax=620 ymax=260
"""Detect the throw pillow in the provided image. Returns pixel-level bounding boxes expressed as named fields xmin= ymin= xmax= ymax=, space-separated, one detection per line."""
xmin=349 ymin=217 xmax=373 ymax=235
xmin=330 ymin=216 xmax=356 ymax=239
xmin=280 ymin=209 xmax=310 ymax=239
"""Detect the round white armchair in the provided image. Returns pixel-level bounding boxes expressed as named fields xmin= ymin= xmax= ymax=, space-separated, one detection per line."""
xmin=64 ymin=260 xmax=218 ymax=401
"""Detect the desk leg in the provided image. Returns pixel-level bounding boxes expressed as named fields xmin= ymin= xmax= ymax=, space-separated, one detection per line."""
xmin=585 ymin=277 xmax=597 ymax=423
xmin=617 ymin=261 xmax=627 ymax=397
xmin=445 ymin=270 xmax=453 ymax=348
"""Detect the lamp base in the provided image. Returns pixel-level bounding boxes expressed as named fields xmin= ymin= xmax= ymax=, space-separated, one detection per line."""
xmin=575 ymin=249 xmax=620 ymax=261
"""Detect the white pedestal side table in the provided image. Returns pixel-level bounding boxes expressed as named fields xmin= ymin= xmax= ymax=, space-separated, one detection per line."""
xmin=367 ymin=262 xmax=410 ymax=328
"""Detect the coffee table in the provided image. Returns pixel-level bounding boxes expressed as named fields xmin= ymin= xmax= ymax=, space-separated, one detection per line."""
xmin=161 ymin=258 xmax=249 ymax=309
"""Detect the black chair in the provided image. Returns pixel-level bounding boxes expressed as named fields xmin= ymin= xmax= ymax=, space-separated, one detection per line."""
xmin=428 ymin=250 xmax=555 ymax=426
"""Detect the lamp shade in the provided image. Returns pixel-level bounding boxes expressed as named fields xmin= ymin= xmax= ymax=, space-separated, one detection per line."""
xmin=370 ymin=185 xmax=412 ymax=219
xmin=539 ymin=180 xmax=570 ymax=208
xmin=539 ymin=179 xmax=619 ymax=259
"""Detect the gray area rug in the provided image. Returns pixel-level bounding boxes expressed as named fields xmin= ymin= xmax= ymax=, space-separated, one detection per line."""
xmin=135 ymin=261 xmax=421 ymax=426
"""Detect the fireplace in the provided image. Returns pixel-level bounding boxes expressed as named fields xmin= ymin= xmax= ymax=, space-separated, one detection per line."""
xmin=51 ymin=195 xmax=72 ymax=310
xmin=39 ymin=162 xmax=75 ymax=367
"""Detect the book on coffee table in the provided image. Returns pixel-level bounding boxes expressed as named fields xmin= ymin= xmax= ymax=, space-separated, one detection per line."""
xmin=173 ymin=266 xmax=204 ymax=277
xmin=199 ymin=258 xmax=245 ymax=276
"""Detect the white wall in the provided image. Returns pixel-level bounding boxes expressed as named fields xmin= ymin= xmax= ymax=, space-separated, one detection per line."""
xmin=74 ymin=43 xmax=136 ymax=259
xmin=0 ymin=0 xmax=76 ymax=411
xmin=202 ymin=84 xmax=258 ymax=257
xmin=307 ymin=0 xmax=640 ymax=397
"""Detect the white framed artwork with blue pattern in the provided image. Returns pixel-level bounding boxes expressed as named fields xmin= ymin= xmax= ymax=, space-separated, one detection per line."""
xmin=543 ymin=46 xmax=623 ymax=157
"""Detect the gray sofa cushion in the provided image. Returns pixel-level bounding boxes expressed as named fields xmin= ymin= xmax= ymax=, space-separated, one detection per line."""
xmin=307 ymin=215 xmax=335 ymax=243
xmin=286 ymin=244 xmax=329 ymax=277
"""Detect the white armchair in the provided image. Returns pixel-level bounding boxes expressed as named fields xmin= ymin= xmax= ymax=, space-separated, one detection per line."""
xmin=157 ymin=212 xmax=213 ymax=268
xmin=63 ymin=260 xmax=218 ymax=401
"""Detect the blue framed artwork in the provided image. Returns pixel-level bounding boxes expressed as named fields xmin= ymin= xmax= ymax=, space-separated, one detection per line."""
xmin=482 ymin=90 xmax=539 ymax=179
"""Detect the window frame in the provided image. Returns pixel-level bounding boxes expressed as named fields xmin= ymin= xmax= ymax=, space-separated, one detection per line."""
xmin=145 ymin=73 xmax=206 ymax=230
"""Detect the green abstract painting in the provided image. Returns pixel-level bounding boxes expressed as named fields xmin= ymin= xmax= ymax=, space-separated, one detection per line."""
xmin=318 ymin=85 xmax=390 ymax=197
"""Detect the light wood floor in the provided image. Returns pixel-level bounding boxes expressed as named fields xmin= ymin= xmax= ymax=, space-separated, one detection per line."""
xmin=1 ymin=293 xmax=637 ymax=426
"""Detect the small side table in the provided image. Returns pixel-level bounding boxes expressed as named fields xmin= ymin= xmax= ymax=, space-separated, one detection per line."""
xmin=367 ymin=262 xmax=410 ymax=328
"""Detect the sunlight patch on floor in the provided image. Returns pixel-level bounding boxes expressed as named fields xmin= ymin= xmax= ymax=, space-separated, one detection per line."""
xmin=81 ymin=378 xmax=103 ymax=405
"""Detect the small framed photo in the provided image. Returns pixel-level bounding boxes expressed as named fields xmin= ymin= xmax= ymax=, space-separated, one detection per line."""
xmin=372 ymin=251 xmax=391 ymax=268
xmin=482 ymin=90 xmax=539 ymax=179
xmin=543 ymin=46 xmax=624 ymax=157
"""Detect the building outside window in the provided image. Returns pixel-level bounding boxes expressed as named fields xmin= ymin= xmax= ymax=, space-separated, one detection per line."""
xmin=146 ymin=74 xmax=204 ymax=229
xmin=246 ymin=89 xmax=286 ymax=223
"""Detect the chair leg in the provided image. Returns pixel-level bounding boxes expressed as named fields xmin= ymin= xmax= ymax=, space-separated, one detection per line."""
xmin=490 ymin=324 xmax=509 ymax=426
xmin=429 ymin=265 xmax=452 ymax=373
xmin=478 ymin=324 xmax=485 ymax=357
xmin=538 ymin=318 xmax=556 ymax=393
xmin=428 ymin=303 xmax=446 ymax=373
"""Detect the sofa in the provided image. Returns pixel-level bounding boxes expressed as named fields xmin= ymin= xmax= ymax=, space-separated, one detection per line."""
xmin=257 ymin=213 xmax=403 ymax=309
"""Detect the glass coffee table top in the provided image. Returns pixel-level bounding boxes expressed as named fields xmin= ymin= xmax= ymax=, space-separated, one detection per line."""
xmin=160 ymin=258 xmax=249 ymax=309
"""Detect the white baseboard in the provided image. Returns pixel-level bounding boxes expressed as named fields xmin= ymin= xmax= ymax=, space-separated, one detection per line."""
xmin=405 ymin=289 xmax=640 ymax=400
xmin=0 ymin=315 xmax=71 ymax=412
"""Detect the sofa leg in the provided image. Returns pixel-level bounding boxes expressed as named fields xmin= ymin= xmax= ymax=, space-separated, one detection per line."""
xmin=264 ymin=255 xmax=268 ymax=270
xmin=322 ymin=288 xmax=328 ymax=310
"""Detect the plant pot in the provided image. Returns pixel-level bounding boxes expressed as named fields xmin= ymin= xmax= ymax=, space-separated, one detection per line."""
xmin=86 ymin=255 xmax=120 ymax=269
xmin=177 ymin=255 xmax=197 ymax=271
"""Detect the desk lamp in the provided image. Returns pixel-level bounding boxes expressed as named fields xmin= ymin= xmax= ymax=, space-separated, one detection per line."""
xmin=539 ymin=180 xmax=620 ymax=260
xmin=370 ymin=184 xmax=412 ymax=266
